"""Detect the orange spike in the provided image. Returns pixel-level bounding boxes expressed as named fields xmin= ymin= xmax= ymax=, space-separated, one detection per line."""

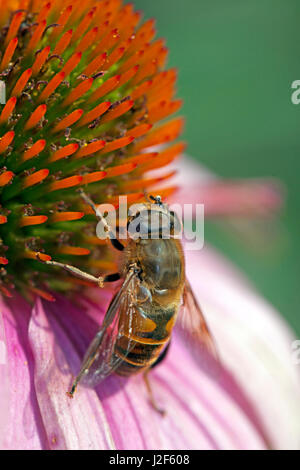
xmin=88 ymin=75 xmax=120 ymax=103
xmin=49 ymin=5 xmax=73 ymax=41
xmin=125 ymin=123 xmax=153 ymax=139
xmin=72 ymin=8 xmax=95 ymax=43
xmin=100 ymin=135 xmax=134 ymax=154
xmin=0 ymin=257 xmax=8 ymax=265
xmin=131 ymin=59 xmax=157 ymax=87
xmin=121 ymin=171 xmax=176 ymax=192
xmin=69 ymin=0 xmax=92 ymax=24
xmin=22 ymin=140 xmax=46 ymax=162
xmin=36 ymin=2 xmax=52 ymax=23
xmin=5 ymin=11 xmax=24 ymax=46
xmin=93 ymin=28 xmax=120 ymax=57
xmin=140 ymin=142 xmax=186 ymax=172
xmin=62 ymin=78 xmax=93 ymax=107
xmin=100 ymin=99 xmax=134 ymax=124
xmin=109 ymin=192 xmax=144 ymax=206
xmin=140 ymin=39 xmax=165 ymax=66
xmin=24 ymin=251 xmax=52 ymax=262
xmin=81 ymin=171 xmax=107 ymax=185
xmin=74 ymin=140 xmax=106 ymax=159
xmin=25 ymin=20 xmax=47 ymax=55
xmin=57 ymin=246 xmax=90 ymax=256
xmin=125 ymin=124 xmax=153 ymax=138
xmin=118 ymin=49 xmax=144 ymax=74
xmin=104 ymin=162 xmax=137 ymax=178
xmin=0 ymin=215 xmax=7 ymax=224
xmin=11 ymin=68 xmax=32 ymax=96
xmin=0 ymin=97 xmax=17 ymax=125
xmin=32 ymin=46 xmax=51 ymax=76
xmin=50 ymin=212 xmax=84 ymax=223
xmin=52 ymin=109 xmax=83 ymax=133
xmin=75 ymin=27 xmax=98 ymax=54
xmin=126 ymin=19 xmax=156 ymax=56
xmin=77 ymin=101 xmax=110 ymax=128
xmin=61 ymin=52 xmax=82 ymax=77
xmin=125 ymin=151 xmax=158 ymax=166
xmin=83 ymin=52 xmax=107 ymax=77
xmin=118 ymin=65 xmax=139 ymax=86
xmin=20 ymin=215 xmax=48 ymax=227
xmin=148 ymin=99 xmax=182 ymax=124
xmin=157 ymin=46 xmax=168 ymax=68
xmin=38 ymin=71 xmax=66 ymax=103
xmin=53 ymin=30 xmax=73 ymax=56
xmin=0 ymin=171 xmax=14 ymax=186
xmin=24 ymin=104 xmax=47 ymax=130
xmin=0 ymin=37 xmax=18 ymax=71
xmin=23 ymin=169 xmax=49 ymax=189
xmin=50 ymin=175 xmax=83 ymax=192
xmin=0 ymin=131 xmax=14 ymax=154
xmin=29 ymin=286 xmax=55 ymax=302
xmin=103 ymin=46 xmax=126 ymax=70
xmin=131 ymin=79 xmax=153 ymax=101
xmin=133 ymin=117 xmax=184 ymax=151
xmin=49 ymin=143 xmax=79 ymax=162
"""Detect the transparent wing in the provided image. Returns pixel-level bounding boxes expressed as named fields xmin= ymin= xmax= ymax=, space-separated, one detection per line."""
xmin=72 ymin=269 xmax=139 ymax=390
xmin=177 ymin=278 xmax=219 ymax=362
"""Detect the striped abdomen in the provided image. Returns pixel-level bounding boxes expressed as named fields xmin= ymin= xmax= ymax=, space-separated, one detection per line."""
xmin=113 ymin=302 xmax=178 ymax=376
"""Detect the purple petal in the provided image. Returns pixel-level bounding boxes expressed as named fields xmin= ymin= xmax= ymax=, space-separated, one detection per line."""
xmin=28 ymin=297 xmax=115 ymax=450
xmin=0 ymin=301 xmax=10 ymax=449
xmin=185 ymin=246 xmax=300 ymax=449
xmin=50 ymin=290 xmax=268 ymax=450
xmin=0 ymin=294 xmax=47 ymax=449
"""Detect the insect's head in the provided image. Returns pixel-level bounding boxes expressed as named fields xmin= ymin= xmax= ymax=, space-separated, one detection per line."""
xmin=127 ymin=195 xmax=182 ymax=239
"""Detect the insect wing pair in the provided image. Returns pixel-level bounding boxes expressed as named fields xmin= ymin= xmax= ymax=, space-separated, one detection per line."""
xmin=70 ymin=271 xmax=218 ymax=394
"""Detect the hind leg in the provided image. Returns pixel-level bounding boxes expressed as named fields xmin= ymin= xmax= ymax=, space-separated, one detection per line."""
xmin=143 ymin=342 xmax=171 ymax=416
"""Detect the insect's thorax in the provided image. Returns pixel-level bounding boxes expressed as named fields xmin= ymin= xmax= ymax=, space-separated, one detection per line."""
xmin=123 ymin=238 xmax=185 ymax=310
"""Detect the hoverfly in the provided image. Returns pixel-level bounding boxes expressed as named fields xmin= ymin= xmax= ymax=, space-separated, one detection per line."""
xmin=39 ymin=191 xmax=217 ymax=413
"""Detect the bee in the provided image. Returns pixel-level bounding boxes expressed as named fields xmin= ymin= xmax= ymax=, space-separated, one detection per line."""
xmin=39 ymin=191 xmax=217 ymax=413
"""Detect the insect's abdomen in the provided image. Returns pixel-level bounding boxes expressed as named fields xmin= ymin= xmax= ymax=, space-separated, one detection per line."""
xmin=113 ymin=303 xmax=178 ymax=376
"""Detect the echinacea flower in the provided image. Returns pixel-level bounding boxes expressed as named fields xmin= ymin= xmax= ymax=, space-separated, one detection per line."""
xmin=1 ymin=0 xmax=300 ymax=451
xmin=0 ymin=0 xmax=183 ymax=299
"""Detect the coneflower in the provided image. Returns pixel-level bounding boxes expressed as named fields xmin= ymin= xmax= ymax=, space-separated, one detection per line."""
xmin=1 ymin=0 xmax=299 ymax=452
xmin=0 ymin=0 xmax=183 ymax=300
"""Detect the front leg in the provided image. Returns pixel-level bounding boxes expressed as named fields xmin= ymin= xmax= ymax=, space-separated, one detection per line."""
xmin=36 ymin=253 xmax=120 ymax=287
xmin=79 ymin=189 xmax=125 ymax=252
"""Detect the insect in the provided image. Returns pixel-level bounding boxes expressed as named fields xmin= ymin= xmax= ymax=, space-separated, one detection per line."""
xmin=38 ymin=191 xmax=217 ymax=414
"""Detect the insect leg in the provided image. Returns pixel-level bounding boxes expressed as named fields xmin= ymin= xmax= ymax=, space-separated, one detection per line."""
xmin=36 ymin=253 xmax=120 ymax=287
xmin=143 ymin=369 xmax=166 ymax=416
xmin=79 ymin=189 xmax=124 ymax=252
xmin=143 ymin=342 xmax=171 ymax=416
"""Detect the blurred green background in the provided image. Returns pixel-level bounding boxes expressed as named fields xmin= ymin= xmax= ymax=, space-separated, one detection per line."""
xmin=135 ymin=0 xmax=300 ymax=335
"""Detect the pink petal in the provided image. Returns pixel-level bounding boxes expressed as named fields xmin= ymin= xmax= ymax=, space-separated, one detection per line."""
xmin=0 ymin=294 xmax=47 ymax=449
xmin=0 ymin=301 xmax=10 ymax=449
xmin=185 ymin=246 xmax=300 ymax=449
xmin=27 ymin=297 xmax=115 ymax=450
xmin=71 ymin=291 xmax=268 ymax=449
xmin=166 ymin=157 xmax=283 ymax=216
